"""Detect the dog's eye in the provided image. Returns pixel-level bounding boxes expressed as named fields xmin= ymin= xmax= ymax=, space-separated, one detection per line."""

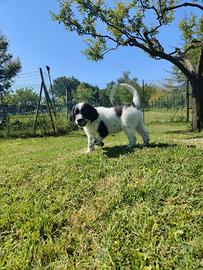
xmin=75 ymin=108 xmax=79 ymax=115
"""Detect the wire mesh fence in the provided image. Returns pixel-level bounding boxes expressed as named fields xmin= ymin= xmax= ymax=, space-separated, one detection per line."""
xmin=11 ymin=71 xmax=49 ymax=93
xmin=141 ymin=78 xmax=191 ymax=123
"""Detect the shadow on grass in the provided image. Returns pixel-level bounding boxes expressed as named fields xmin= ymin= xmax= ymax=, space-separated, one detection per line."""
xmin=103 ymin=142 xmax=178 ymax=158
xmin=166 ymin=129 xmax=203 ymax=140
xmin=0 ymin=129 xmax=87 ymax=140
xmin=165 ymin=129 xmax=193 ymax=135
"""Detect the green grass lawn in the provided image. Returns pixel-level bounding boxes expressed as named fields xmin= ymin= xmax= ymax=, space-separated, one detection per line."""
xmin=0 ymin=122 xmax=202 ymax=269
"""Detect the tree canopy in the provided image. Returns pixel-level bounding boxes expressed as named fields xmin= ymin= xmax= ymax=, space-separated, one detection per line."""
xmin=0 ymin=33 xmax=21 ymax=93
xmin=53 ymin=1 xmax=202 ymax=79
xmin=52 ymin=76 xmax=80 ymax=98
xmin=13 ymin=88 xmax=38 ymax=111
xmin=73 ymin=82 xmax=100 ymax=104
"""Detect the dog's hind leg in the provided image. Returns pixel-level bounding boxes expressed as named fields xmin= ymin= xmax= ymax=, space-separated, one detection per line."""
xmin=94 ymin=137 xmax=104 ymax=147
xmin=136 ymin=124 xmax=149 ymax=146
xmin=123 ymin=127 xmax=137 ymax=149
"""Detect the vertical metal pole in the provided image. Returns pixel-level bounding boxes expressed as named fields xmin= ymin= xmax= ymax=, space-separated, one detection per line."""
xmin=142 ymin=79 xmax=145 ymax=123
xmin=186 ymin=79 xmax=190 ymax=122
xmin=46 ymin=66 xmax=56 ymax=111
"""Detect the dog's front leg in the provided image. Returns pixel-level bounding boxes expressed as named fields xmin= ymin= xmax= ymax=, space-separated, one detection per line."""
xmin=87 ymin=136 xmax=95 ymax=153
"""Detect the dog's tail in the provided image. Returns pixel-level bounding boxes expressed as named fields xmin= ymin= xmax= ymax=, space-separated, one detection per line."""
xmin=120 ymin=83 xmax=140 ymax=108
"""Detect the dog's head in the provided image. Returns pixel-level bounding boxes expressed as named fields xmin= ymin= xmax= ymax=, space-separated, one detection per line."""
xmin=70 ymin=102 xmax=99 ymax=127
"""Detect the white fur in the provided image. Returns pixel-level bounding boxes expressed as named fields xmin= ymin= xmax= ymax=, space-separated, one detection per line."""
xmin=74 ymin=84 xmax=149 ymax=152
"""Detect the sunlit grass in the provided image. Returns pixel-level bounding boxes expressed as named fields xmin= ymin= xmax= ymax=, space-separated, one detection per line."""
xmin=0 ymin=120 xmax=202 ymax=269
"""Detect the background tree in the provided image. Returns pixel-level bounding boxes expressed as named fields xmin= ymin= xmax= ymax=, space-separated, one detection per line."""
xmin=117 ymin=71 xmax=141 ymax=105
xmin=109 ymin=71 xmax=154 ymax=107
xmin=0 ymin=33 xmax=21 ymax=93
xmin=13 ymin=88 xmax=38 ymax=113
xmin=73 ymin=82 xmax=100 ymax=104
xmin=97 ymin=86 xmax=112 ymax=107
xmin=53 ymin=0 xmax=203 ymax=131
xmin=52 ymin=76 xmax=80 ymax=99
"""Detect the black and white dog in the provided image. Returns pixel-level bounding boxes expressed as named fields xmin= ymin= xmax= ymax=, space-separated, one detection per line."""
xmin=70 ymin=83 xmax=149 ymax=152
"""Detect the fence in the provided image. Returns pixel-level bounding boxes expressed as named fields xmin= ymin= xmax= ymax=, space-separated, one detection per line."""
xmin=142 ymin=78 xmax=191 ymax=123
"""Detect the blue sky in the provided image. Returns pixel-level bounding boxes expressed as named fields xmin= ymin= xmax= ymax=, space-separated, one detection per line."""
xmin=0 ymin=0 xmax=196 ymax=88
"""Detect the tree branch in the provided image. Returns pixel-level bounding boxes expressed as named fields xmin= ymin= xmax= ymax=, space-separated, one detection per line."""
xmin=140 ymin=1 xmax=203 ymax=23
xmin=184 ymin=40 xmax=203 ymax=55
xmin=124 ymin=37 xmax=194 ymax=81
xmin=81 ymin=1 xmax=131 ymax=39
xmin=162 ymin=2 xmax=203 ymax=13
xmin=157 ymin=2 xmax=203 ymax=22
xmin=101 ymin=44 xmax=120 ymax=58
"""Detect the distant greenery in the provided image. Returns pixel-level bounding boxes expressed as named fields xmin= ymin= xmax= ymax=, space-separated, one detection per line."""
xmin=4 ymin=88 xmax=38 ymax=114
xmin=49 ymin=71 xmax=159 ymax=108
xmin=73 ymin=82 xmax=100 ymax=105
xmin=52 ymin=76 xmax=80 ymax=101
xmin=0 ymin=113 xmax=71 ymax=138
xmin=5 ymin=72 xmax=156 ymax=114
xmin=4 ymin=71 xmax=187 ymax=118
xmin=0 ymin=121 xmax=202 ymax=269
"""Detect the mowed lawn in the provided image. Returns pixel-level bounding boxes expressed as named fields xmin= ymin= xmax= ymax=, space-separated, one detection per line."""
xmin=0 ymin=120 xmax=203 ymax=269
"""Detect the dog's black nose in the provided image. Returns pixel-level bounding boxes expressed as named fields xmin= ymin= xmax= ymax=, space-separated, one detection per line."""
xmin=77 ymin=118 xmax=87 ymax=127
xmin=77 ymin=118 xmax=83 ymax=124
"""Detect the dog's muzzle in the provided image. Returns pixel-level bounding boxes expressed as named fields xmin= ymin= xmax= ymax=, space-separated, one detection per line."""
xmin=76 ymin=118 xmax=88 ymax=127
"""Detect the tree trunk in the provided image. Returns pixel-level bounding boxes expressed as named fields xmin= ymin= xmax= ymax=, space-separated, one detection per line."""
xmin=191 ymin=76 xmax=203 ymax=131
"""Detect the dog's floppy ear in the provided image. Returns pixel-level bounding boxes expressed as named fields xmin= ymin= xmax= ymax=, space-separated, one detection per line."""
xmin=81 ymin=103 xmax=98 ymax=122
xmin=69 ymin=105 xmax=76 ymax=121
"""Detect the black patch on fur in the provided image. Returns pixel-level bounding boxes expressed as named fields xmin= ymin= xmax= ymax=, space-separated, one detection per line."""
xmin=124 ymin=102 xmax=139 ymax=109
xmin=81 ymin=103 xmax=99 ymax=122
xmin=98 ymin=120 xmax=108 ymax=138
xmin=114 ymin=106 xmax=123 ymax=117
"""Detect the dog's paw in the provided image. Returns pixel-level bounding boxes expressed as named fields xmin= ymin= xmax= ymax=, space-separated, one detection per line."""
xmin=97 ymin=141 xmax=104 ymax=147
xmin=86 ymin=148 xmax=94 ymax=153
xmin=94 ymin=138 xmax=104 ymax=147
xmin=127 ymin=144 xmax=135 ymax=150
